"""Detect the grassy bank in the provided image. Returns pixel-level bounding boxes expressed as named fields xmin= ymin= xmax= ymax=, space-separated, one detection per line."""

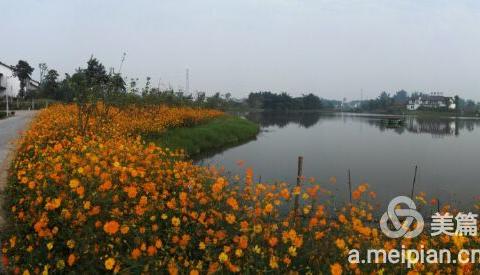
xmin=145 ymin=115 xmax=259 ymax=156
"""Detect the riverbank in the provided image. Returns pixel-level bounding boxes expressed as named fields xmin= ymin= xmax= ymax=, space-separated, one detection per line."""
xmin=144 ymin=115 xmax=259 ymax=156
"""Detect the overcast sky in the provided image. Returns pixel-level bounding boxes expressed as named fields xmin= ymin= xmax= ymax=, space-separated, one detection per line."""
xmin=2 ymin=0 xmax=480 ymax=100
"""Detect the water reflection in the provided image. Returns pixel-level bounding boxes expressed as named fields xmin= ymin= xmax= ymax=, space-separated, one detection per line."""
xmin=204 ymin=111 xmax=480 ymax=210
xmin=245 ymin=111 xmax=322 ymax=128
xmin=245 ymin=111 xmax=480 ymax=137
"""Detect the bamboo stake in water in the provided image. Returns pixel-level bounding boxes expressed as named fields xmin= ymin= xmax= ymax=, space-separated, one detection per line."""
xmin=410 ymin=165 xmax=418 ymax=199
xmin=294 ymin=156 xmax=303 ymax=226
xmin=348 ymin=169 xmax=352 ymax=204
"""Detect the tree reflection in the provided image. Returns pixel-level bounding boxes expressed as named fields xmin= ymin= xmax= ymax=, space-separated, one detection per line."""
xmin=370 ymin=117 xmax=480 ymax=137
xmin=245 ymin=111 xmax=325 ymax=128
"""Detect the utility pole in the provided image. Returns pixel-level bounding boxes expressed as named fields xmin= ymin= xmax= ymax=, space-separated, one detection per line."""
xmin=5 ymin=88 xmax=8 ymax=116
xmin=185 ymin=68 xmax=189 ymax=94
xmin=5 ymin=76 xmax=11 ymax=116
xmin=118 ymin=52 xmax=126 ymax=74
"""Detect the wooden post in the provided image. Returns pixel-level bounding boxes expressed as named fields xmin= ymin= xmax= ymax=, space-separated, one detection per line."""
xmin=294 ymin=156 xmax=303 ymax=226
xmin=410 ymin=165 xmax=418 ymax=199
xmin=348 ymin=169 xmax=352 ymax=204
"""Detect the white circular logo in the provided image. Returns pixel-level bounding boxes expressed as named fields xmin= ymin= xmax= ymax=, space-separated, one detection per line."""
xmin=380 ymin=196 xmax=424 ymax=238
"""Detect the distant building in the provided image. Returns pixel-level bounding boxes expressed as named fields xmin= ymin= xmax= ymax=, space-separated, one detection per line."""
xmin=0 ymin=61 xmax=39 ymax=98
xmin=406 ymin=93 xmax=456 ymax=111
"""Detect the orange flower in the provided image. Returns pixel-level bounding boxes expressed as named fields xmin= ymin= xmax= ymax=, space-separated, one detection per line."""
xmin=264 ymin=203 xmax=274 ymax=214
xmin=120 ymin=225 xmax=129 ymax=234
xmin=226 ymin=197 xmax=239 ymax=210
xmin=124 ymin=186 xmax=138 ymax=198
xmin=76 ymin=186 xmax=85 ymax=197
xmin=67 ymin=254 xmax=76 ymax=266
xmin=146 ymin=245 xmax=156 ymax=256
xmin=268 ymin=237 xmax=278 ymax=247
xmin=330 ymin=263 xmax=342 ymax=275
xmin=131 ymin=248 xmax=141 ymax=259
xmin=99 ymin=181 xmax=112 ymax=191
xmin=239 ymin=235 xmax=248 ymax=249
xmin=225 ymin=214 xmax=236 ymax=224
xmin=335 ymin=238 xmax=346 ymax=250
xmin=352 ymin=190 xmax=361 ymax=200
xmin=45 ymin=198 xmax=62 ymax=210
xmin=179 ymin=192 xmax=188 ymax=205
xmin=103 ymin=221 xmax=120 ymax=235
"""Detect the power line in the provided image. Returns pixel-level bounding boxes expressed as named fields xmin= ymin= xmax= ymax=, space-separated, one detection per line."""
xmin=185 ymin=68 xmax=189 ymax=94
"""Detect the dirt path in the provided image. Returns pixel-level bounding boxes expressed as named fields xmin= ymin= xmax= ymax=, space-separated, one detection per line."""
xmin=0 ymin=111 xmax=37 ymax=226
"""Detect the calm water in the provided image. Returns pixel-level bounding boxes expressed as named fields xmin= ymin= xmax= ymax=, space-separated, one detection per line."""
xmin=199 ymin=112 xmax=480 ymax=211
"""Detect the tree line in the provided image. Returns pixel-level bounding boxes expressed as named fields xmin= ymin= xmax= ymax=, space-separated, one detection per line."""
xmin=247 ymin=91 xmax=339 ymax=111
xmin=358 ymin=90 xmax=479 ymax=114
xmin=6 ymin=58 xmax=480 ymax=115
xmin=8 ymin=58 xmax=245 ymax=111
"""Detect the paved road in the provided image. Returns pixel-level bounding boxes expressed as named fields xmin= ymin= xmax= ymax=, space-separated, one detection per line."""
xmin=0 ymin=111 xmax=37 ymax=171
xmin=0 ymin=111 xmax=37 ymax=225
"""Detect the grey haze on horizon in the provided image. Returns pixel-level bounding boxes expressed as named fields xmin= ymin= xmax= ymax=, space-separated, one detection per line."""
xmin=2 ymin=0 xmax=480 ymax=100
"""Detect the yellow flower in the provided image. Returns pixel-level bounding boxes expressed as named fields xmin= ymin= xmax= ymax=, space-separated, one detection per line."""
xmin=269 ymin=256 xmax=279 ymax=269
xmin=235 ymin=249 xmax=243 ymax=257
xmin=264 ymin=203 xmax=273 ymax=214
xmin=288 ymin=246 xmax=297 ymax=257
xmin=199 ymin=242 xmax=206 ymax=250
xmin=172 ymin=217 xmax=181 ymax=227
xmin=47 ymin=242 xmax=54 ymax=250
xmin=67 ymin=240 xmax=75 ymax=249
xmin=69 ymin=178 xmax=80 ymax=189
xmin=218 ymin=252 xmax=229 ymax=263
xmin=56 ymin=259 xmax=65 ymax=270
xmin=225 ymin=214 xmax=236 ymax=224
xmin=104 ymin=257 xmax=115 ymax=270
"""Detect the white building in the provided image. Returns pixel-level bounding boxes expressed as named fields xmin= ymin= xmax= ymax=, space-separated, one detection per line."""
xmin=0 ymin=61 xmax=39 ymax=98
xmin=406 ymin=93 xmax=456 ymax=111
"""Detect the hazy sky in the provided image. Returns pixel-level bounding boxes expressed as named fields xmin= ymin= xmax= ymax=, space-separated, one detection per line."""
xmin=3 ymin=0 xmax=480 ymax=100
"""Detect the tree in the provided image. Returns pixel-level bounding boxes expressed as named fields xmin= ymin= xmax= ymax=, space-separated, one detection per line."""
xmin=301 ymin=93 xmax=322 ymax=109
xmin=393 ymin=90 xmax=408 ymax=105
xmin=68 ymin=57 xmax=109 ymax=134
xmin=378 ymin=91 xmax=392 ymax=108
xmin=41 ymin=69 xmax=59 ymax=99
xmin=13 ymin=60 xmax=34 ymax=98
xmin=195 ymin=92 xmax=206 ymax=106
xmin=454 ymin=95 xmax=460 ymax=112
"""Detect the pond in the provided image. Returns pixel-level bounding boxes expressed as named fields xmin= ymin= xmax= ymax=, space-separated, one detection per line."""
xmin=198 ymin=112 xmax=480 ymax=212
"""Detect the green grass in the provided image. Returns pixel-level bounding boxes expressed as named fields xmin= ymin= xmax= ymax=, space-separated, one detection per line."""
xmin=144 ymin=115 xmax=260 ymax=156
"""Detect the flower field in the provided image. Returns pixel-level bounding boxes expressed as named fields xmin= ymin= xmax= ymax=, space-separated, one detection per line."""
xmin=1 ymin=104 xmax=478 ymax=274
